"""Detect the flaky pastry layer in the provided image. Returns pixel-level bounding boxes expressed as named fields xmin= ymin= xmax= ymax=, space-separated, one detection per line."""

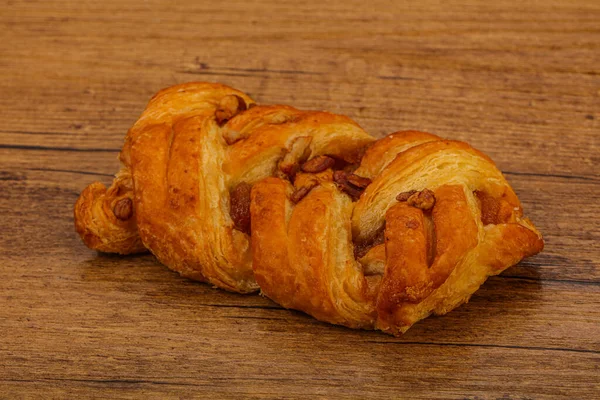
xmin=74 ymin=82 xmax=543 ymax=334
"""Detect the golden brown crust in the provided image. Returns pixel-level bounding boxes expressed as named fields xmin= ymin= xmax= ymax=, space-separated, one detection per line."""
xmin=74 ymin=82 xmax=374 ymax=293
xmin=73 ymin=172 xmax=145 ymax=255
xmin=74 ymin=82 xmax=544 ymax=334
xmin=251 ymin=135 xmax=544 ymax=334
xmin=354 ymin=130 xmax=440 ymax=179
xmin=251 ymin=179 xmax=375 ymax=328
xmin=223 ymin=105 xmax=374 ymax=186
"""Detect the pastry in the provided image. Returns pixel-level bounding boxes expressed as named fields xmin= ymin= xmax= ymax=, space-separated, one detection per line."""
xmin=75 ymin=82 xmax=543 ymax=334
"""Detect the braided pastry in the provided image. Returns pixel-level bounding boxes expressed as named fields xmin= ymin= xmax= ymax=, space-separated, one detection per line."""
xmin=74 ymin=82 xmax=543 ymax=334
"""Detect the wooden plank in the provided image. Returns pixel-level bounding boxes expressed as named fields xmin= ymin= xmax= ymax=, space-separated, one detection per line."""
xmin=1 ymin=248 xmax=599 ymax=397
xmin=1 ymin=68 xmax=598 ymax=178
xmin=0 ymin=348 xmax=597 ymax=399
xmin=1 ymin=256 xmax=599 ymax=351
xmin=1 ymin=65 xmax=597 ymax=176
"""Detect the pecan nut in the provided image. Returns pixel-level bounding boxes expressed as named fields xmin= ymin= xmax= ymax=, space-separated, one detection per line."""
xmin=113 ymin=198 xmax=133 ymax=221
xmin=397 ymin=189 xmax=436 ymax=211
xmin=346 ymin=174 xmax=371 ymax=189
xmin=396 ymin=190 xmax=418 ymax=202
xmin=333 ymin=170 xmax=363 ymax=200
xmin=301 ymin=155 xmax=336 ymax=173
xmin=290 ymin=181 xmax=318 ymax=203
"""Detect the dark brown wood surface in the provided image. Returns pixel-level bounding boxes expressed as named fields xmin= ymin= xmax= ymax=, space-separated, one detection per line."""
xmin=1 ymin=0 xmax=599 ymax=398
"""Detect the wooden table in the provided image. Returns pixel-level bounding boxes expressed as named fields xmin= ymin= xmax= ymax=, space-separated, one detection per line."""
xmin=1 ymin=1 xmax=599 ymax=398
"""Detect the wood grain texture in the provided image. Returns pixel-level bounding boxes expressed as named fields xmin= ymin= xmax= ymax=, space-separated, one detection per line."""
xmin=1 ymin=0 xmax=599 ymax=398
